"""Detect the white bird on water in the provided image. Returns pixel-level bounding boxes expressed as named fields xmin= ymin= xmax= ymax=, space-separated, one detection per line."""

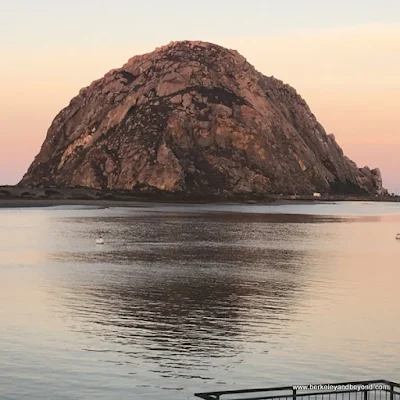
xmin=96 ymin=235 xmax=104 ymax=244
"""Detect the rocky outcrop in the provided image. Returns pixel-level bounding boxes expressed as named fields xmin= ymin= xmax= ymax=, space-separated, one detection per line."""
xmin=20 ymin=41 xmax=386 ymax=196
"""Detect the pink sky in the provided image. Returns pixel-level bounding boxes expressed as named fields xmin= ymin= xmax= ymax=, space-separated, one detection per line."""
xmin=1 ymin=25 xmax=399 ymax=192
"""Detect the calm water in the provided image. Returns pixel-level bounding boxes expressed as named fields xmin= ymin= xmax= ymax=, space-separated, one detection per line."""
xmin=0 ymin=202 xmax=399 ymax=399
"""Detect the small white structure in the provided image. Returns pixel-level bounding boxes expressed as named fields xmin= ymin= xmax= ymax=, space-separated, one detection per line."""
xmin=396 ymin=233 xmax=400 ymax=240
xmin=96 ymin=235 xmax=104 ymax=245
xmin=313 ymin=192 xmax=321 ymax=198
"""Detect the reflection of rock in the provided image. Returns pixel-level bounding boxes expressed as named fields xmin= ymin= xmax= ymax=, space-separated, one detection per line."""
xmin=20 ymin=41 xmax=385 ymax=196
xmin=50 ymin=212 xmax=320 ymax=375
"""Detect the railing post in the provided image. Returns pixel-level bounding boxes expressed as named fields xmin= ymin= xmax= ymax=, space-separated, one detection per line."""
xmin=293 ymin=388 xmax=297 ymax=400
xmin=390 ymin=384 xmax=394 ymax=400
xmin=364 ymin=390 xmax=368 ymax=400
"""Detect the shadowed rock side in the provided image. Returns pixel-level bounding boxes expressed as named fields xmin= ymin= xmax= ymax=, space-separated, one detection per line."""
xmin=20 ymin=41 xmax=386 ymax=196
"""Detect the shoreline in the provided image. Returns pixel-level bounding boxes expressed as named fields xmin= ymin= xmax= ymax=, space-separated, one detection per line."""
xmin=0 ymin=197 xmax=399 ymax=209
xmin=0 ymin=185 xmax=399 ymax=208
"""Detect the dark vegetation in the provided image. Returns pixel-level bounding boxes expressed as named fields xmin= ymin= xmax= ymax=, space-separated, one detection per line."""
xmin=0 ymin=185 xmax=398 ymax=205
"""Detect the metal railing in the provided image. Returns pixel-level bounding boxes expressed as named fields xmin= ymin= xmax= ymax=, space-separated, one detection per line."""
xmin=194 ymin=379 xmax=400 ymax=400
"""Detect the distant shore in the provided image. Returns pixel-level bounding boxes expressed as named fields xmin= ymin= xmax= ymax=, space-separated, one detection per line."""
xmin=0 ymin=199 xmax=150 ymax=209
xmin=0 ymin=185 xmax=398 ymax=208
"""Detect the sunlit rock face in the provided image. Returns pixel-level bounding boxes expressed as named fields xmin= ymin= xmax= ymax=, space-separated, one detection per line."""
xmin=20 ymin=41 xmax=386 ymax=196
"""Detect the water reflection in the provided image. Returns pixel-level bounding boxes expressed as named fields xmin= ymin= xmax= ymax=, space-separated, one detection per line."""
xmin=1 ymin=204 xmax=400 ymax=399
xmin=48 ymin=212 xmax=318 ymax=380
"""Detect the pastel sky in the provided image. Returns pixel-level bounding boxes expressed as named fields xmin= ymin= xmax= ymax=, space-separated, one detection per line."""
xmin=1 ymin=0 xmax=399 ymax=192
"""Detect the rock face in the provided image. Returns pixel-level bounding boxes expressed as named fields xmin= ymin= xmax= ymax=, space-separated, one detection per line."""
xmin=20 ymin=41 xmax=386 ymax=196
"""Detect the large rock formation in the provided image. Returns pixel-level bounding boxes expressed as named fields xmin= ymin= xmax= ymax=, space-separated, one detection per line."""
xmin=20 ymin=41 xmax=386 ymax=196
